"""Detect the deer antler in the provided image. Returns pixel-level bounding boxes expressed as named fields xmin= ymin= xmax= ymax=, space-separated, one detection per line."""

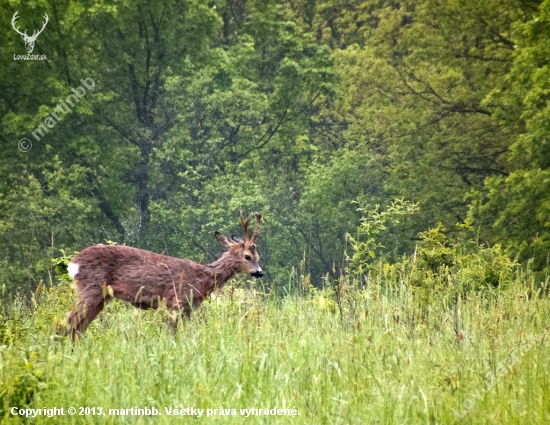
xmin=240 ymin=210 xmax=250 ymax=242
xmin=31 ymin=13 xmax=49 ymax=40
xmin=250 ymin=213 xmax=262 ymax=244
xmin=11 ymin=11 xmax=27 ymax=37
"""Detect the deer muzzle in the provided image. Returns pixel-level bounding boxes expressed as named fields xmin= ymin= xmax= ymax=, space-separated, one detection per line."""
xmin=251 ymin=270 xmax=263 ymax=278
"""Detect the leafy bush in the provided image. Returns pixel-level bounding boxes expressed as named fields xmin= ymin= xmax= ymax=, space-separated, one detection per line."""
xmin=0 ymin=353 xmax=47 ymax=418
xmin=346 ymin=199 xmax=419 ymax=275
xmin=347 ymin=205 xmax=519 ymax=297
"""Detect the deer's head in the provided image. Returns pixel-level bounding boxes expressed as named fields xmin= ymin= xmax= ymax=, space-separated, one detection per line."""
xmin=11 ymin=11 xmax=48 ymax=54
xmin=215 ymin=212 xmax=263 ymax=278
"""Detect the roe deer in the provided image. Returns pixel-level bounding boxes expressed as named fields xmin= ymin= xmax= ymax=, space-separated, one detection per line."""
xmin=63 ymin=212 xmax=262 ymax=340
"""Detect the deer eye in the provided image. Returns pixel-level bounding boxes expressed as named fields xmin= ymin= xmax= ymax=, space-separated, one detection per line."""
xmin=245 ymin=255 xmax=252 ymax=261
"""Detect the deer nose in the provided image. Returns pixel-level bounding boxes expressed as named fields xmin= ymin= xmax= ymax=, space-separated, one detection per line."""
xmin=251 ymin=270 xmax=263 ymax=278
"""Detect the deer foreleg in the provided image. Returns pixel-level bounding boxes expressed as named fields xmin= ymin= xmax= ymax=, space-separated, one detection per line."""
xmin=65 ymin=298 xmax=105 ymax=341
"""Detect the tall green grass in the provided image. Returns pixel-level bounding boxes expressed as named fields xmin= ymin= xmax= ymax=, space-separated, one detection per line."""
xmin=0 ymin=270 xmax=549 ymax=424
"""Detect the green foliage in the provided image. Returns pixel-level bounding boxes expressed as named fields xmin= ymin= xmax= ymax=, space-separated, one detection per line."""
xmin=469 ymin=1 xmax=550 ymax=270
xmin=324 ymin=0 xmax=540 ymax=244
xmin=51 ymin=249 xmax=77 ymax=284
xmin=415 ymin=221 xmax=517 ymax=292
xmin=417 ymin=223 xmax=456 ymax=273
xmin=347 ymin=199 xmax=418 ymax=275
xmin=0 ymin=351 xmax=47 ymax=419
xmin=454 ymin=244 xmax=517 ymax=291
xmin=346 ymin=209 xmax=519 ymax=298
xmin=393 ymin=223 xmax=517 ymax=297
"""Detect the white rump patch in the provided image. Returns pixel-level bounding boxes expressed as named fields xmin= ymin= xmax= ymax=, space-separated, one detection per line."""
xmin=67 ymin=262 xmax=79 ymax=279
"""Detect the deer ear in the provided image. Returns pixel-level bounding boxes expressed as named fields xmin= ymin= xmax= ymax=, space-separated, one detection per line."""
xmin=215 ymin=231 xmax=233 ymax=249
xmin=231 ymin=235 xmax=245 ymax=244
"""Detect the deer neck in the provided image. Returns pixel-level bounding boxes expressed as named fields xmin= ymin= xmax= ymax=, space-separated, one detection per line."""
xmin=204 ymin=253 xmax=240 ymax=292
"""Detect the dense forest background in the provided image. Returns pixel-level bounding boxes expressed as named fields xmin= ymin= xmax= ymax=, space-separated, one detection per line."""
xmin=1 ymin=0 xmax=549 ymax=291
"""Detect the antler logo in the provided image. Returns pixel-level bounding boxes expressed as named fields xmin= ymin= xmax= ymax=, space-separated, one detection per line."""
xmin=11 ymin=11 xmax=48 ymax=54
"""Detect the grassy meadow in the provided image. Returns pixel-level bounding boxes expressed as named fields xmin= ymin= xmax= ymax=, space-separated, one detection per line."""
xmin=1 ymin=266 xmax=549 ymax=425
